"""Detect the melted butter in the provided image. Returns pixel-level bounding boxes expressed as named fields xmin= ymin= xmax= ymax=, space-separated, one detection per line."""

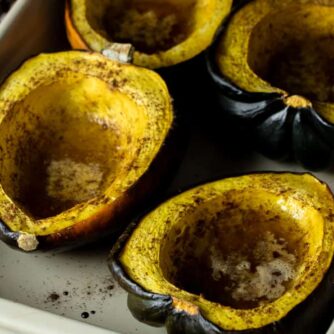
xmin=209 ymin=232 xmax=296 ymax=308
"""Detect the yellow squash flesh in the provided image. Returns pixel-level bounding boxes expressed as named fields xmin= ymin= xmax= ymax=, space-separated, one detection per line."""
xmin=0 ymin=51 xmax=173 ymax=249
xmin=216 ymin=0 xmax=334 ymax=122
xmin=67 ymin=0 xmax=232 ymax=68
xmin=120 ymin=173 xmax=334 ymax=330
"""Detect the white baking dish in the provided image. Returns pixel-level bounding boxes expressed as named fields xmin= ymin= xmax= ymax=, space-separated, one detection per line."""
xmin=0 ymin=0 xmax=66 ymax=83
xmin=0 ymin=1 xmax=334 ymax=333
xmin=0 ymin=1 xmax=164 ymax=333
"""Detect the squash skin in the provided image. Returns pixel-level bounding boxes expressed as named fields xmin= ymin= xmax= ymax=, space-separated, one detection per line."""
xmin=110 ymin=222 xmax=225 ymax=334
xmin=109 ymin=173 xmax=334 ymax=334
xmin=207 ymin=1 xmax=334 ymax=170
xmin=64 ymin=0 xmax=88 ymax=50
xmin=110 ymin=217 xmax=334 ymax=334
xmin=0 ymin=51 xmax=183 ymax=251
xmin=0 ymin=222 xmax=19 ymax=249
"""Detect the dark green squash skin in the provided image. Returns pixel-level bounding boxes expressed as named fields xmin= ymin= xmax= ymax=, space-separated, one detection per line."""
xmin=0 ymin=222 xmax=20 ymax=249
xmin=109 ymin=222 xmax=227 ymax=334
xmin=206 ymin=1 xmax=334 ymax=171
xmin=109 ymin=182 xmax=334 ymax=334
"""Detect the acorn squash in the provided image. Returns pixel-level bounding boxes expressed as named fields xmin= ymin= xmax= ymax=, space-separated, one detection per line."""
xmin=65 ymin=0 xmax=232 ymax=69
xmin=208 ymin=0 xmax=334 ymax=170
xmin=0 ymin=51 xmax=174 ymax=251
xmin=110 ymin=173 xmax=334 ymax=333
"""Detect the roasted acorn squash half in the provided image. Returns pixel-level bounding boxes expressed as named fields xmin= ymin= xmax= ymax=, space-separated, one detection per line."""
xmin=0 ymin=51 xmax=174 ymax=251
xmin=65 ymin=0 xmax=232 ymax=69
xmin=110 ymin=173 xmax=334 ymax=333
xmin=208 ymin=0 xmax=334 ymax=170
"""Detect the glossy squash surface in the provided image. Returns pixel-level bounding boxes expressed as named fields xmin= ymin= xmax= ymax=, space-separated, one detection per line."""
xmin=110 ymin=173 xmax=334 ymax=333
xmin=208 ymin=0 xmax=334 ymax=170
xmin=66 ymin=0 xmax=232 ymax=68
xmin=0 ymin=51 xmax=173 ymax=250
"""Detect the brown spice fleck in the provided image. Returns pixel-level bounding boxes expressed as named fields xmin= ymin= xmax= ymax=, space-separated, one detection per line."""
xmin=47 ymin=293 xmax=60 ymax=302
